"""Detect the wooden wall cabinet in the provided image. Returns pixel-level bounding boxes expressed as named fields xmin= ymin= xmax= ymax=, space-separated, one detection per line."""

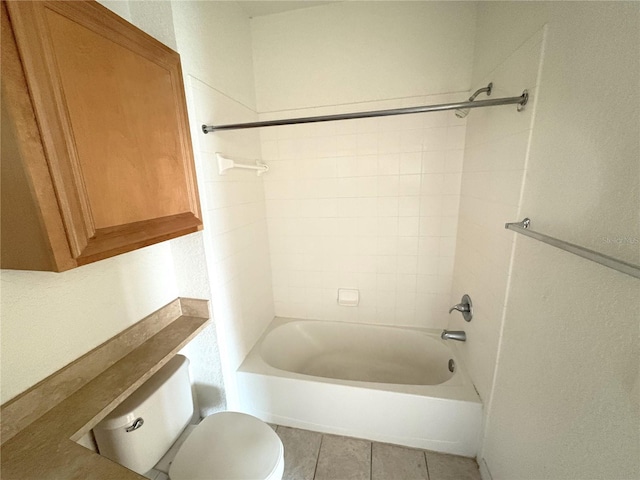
xmin=1 ymin=1 xmax=203 ymax=272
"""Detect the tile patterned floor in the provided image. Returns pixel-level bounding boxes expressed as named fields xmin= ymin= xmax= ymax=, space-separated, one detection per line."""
xmin=271 ymin=425 xmax=482 ymax=480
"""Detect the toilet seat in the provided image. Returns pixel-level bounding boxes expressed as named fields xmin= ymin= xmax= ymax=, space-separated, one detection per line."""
xmin=169 ymin=412 xmax=284 ymax=480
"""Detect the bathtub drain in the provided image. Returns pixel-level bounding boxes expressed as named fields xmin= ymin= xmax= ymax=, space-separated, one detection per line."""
xmin=448 ymin=359 xmax=455 ymax=373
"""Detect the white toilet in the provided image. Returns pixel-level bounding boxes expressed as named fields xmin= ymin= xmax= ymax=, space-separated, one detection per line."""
xmin=93 ymin=355 xmax=284 ymax=480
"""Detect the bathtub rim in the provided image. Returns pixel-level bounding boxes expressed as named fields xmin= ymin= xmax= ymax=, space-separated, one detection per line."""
xmin=238 ymin=317 xmax=481 ymax=405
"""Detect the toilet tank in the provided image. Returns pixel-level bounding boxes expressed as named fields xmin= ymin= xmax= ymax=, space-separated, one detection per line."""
xmin=93 ymin=355 xmax=194 ymax=474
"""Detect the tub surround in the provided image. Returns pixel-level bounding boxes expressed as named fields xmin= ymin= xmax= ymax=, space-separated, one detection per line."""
xmin=261 ymin=94 xmax=467 ymax=328
xmin=0 ymin=298 xmax=209 ymax=480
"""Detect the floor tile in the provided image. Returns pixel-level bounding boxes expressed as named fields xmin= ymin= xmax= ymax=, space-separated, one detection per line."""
xmin=276 ymin=426 xmax=322 ymax=480
xmin=425 ymin=451 xmax=481 ymax=480
xmin=371 ymin=443 xmax=428 ymax=480
xmin=143 ymin=469 xmax=159 ymax=480
xmin=314 ymin=434 xmax=371 ymax=480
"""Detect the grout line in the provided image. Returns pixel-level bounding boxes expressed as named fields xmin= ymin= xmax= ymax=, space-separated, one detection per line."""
xmin=370 ymin=442 xmax=373 ymax=480
xmin=424 ymin=451 xmax=431 ymax=480
xmin=312 ymin=434 xmax=324 ymax=480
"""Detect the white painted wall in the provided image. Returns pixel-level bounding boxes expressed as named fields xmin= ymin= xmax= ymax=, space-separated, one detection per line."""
xmin=450 ymin=3 xmax=639 ymax=479
xmin=0 ymin=1 xmax=183 ymax=405
xmin=171 ymin=0 xmax=256 ymax=111
xmin=0 ymin=245 xmax=178 ymax=404
xmin=251 ymin=1 xmax=477 ymax=111
xmin=171 ymin=232 xmax=225 ymax=416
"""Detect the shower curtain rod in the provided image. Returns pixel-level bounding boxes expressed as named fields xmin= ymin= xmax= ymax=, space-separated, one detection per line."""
xmin=202 ymin=90 xmax=529 ymax=133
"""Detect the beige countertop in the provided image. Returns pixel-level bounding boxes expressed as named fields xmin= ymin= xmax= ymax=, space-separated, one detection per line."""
xmin=1 ymin=298 xmax=210 ymax=479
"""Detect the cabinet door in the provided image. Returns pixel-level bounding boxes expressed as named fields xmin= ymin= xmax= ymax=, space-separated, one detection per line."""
xmin=6 ymin=1 xmax=202 ymax=266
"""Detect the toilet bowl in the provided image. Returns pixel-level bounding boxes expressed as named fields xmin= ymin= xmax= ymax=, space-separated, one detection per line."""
xmin=93 ymin=355 xmax=284 ymax=480
xmin=168 ymin=412 xmax=283 ymax=480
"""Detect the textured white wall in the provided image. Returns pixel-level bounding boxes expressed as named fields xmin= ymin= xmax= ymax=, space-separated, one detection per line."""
xmin=0 ymin=245 xmax=178 ymax=404
xmin=171 ymin=0 xmax=257 ymax=111
xmin=128 ymin=0 xmax=177 ymax=50
xmin=251 ymin=1 xmax=477 ymax=112
xmin=0 ymin=1 xmax=183 ymax=405
xmin=171 ymin=232 xmax=226 ymax=417
xmin=466 ymin=3 xmax=639 ymax=479
xmin=95 ymin=0 xmax=130 ymax=21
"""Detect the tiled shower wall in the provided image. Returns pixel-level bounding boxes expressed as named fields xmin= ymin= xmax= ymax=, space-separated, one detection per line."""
xmin=260 ymin=94 xmax=467 ymax=328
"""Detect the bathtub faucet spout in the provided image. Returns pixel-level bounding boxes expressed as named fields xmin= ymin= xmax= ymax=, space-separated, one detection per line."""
xmin=441 ymin=330 xmax=466 ymax=342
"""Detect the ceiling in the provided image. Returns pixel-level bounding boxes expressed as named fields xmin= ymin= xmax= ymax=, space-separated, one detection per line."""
xmin=238 ymin=1 xmax=338 ymax=18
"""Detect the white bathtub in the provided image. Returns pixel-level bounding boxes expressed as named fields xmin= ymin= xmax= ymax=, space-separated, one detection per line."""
xmin=237 ymin=318 xmax=482 ymax=457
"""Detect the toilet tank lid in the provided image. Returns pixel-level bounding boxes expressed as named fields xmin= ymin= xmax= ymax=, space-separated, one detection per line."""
xmin=95 ymin=355 xmax=190 ymax=430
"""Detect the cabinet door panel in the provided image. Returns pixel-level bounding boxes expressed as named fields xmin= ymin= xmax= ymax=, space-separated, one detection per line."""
xmin=45 ymin=8 xmax=192 ymax=228
xmin=6 ymin=0 xmax=202 ymax=264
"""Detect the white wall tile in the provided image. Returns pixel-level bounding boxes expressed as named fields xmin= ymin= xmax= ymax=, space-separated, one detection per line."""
xmin=422 ymin=150 xmax=446 ymax=173
xmin=356 ymin=177 xmax=378 ymax=197
xmin=419 ymin=217 xmax=442 ymax=237
xmin=335 ymin=135 xmax=358 ymax=156
xmin=357 ymin=133 xmax=378 ymax=155
xmin=398 ymin=217 xmax=420 ymax=237
xmin=398 ymin=152 xmax=420 ymax=175
xmin=399 ymin=197 xmax=420 ymax=217
xmin=397 ymin=236 xmax=419 ymax=255
xmin=262 ymin=94 xmax=466 ymax=327
xmin=378 ymin=175 xmax=400 ymax=197
xmin=377 ymin=197 xmax=399 ymax=217
xmin=399 ymin=175 xmax=422 ymax=196
xmin=378 ymin=153 xmax=401 ymax=174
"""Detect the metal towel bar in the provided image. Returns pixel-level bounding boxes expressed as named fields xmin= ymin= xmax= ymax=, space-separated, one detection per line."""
xmin=505 ymin=218 xmax=640 ymax=280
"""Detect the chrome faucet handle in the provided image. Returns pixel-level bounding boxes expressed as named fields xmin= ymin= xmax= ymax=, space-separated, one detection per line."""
xmin=448 ymin=304 xmax=469 ymax=314
xmin=448 ymin=294 xmax=473 ymax=322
